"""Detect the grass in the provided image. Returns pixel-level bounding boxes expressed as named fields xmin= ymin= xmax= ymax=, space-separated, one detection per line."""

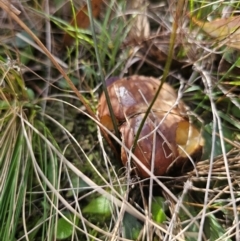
xmin=0 ymin=0 xmax=240 ymax=240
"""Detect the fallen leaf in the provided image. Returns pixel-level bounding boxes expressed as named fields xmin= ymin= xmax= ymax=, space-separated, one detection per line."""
xmin=63 ymin=0 xmax=103 ymax=47
xmin=189 ymin=14 xmax=240 ymax=50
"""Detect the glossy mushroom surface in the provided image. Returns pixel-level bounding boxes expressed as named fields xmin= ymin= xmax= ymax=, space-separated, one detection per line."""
xmin=98 ymin=75 xmax=204 ymax=177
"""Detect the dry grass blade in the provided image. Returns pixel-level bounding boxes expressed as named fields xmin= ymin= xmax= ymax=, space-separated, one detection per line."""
xmin=0 ymin=2 xmax=92 ymax=114
xmin=0 ymin=1 xmax=120 ymax=157
xmin=127 ymin=0 xmax=150 ymax=41
xmin=1 ymin=0 xmax=21 ymax=15
xmin=1 ymin=0 xmax=240 ymax=240
xmin=194 ymin=64 xmax=239 ymax=241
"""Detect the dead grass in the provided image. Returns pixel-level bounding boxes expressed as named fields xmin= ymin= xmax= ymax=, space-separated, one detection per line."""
xmin=0 ymin=0 xmax=240 ymax=240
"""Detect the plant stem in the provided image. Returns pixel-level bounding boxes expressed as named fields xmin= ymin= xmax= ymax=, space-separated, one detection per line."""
xmin=133 ymin=0 xmax=186 ymax=150
xmin=86 ymin=0 xmax=120 ymax=140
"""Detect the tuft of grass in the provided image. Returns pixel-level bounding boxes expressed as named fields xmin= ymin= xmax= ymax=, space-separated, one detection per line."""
xmin=0 ymin=58 xmax=60 ymax=240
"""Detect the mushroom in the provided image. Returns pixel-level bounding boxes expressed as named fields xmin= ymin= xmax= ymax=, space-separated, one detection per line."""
xmin=98 ymin=75 xmax=204 ymax=177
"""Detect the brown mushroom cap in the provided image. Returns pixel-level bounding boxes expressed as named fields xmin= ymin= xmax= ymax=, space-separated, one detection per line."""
xmin=120 ymin=114 xmax=203 ymax=177
xmin=98 ymin=75 xmax=187 ymax=127
xmin=97 ymin=75 xmax=204 ymax=177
